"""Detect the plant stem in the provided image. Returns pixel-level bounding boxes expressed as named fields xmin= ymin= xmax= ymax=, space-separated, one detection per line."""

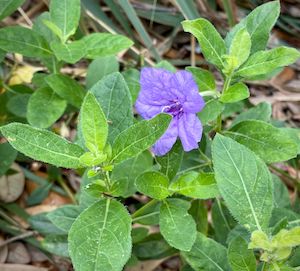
xmin=200 ymin=90 xmax=219 ymax=97
xmin=104 ymin=171 xmax=111 ymax=190
xmin=216 ymin=114 xmax=222 ymax=133
xmin=57 ymin=176 xmax=77 ymax=204
xmin=178 ymin=162 xmax=212 ymax=175
xmin=215 ymin=74 xmax=232 ymax=133
xmin=221 ymin=0 xmax=236 ymax=27
xmin=132 ymin=212 xmax=159 ymax=223
xmin=132 ymin=199 xmax=158 ymax=219
xmin=223 ymin=75 xmax=232 ymax=93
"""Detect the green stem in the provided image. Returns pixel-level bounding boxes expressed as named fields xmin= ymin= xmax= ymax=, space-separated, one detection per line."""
xmin=198 ymin=148 xmax=211 ymax=163
xmin=132 ymin=211 xmax=159 ymax=223
xmin=261 ymin=262 xmax=267 ymax=271
xmin=178 ymin=162 xmax=212 ymax=175
xmin=132 ymin=199 xmax=158 ymax=219
xmin=215 ymin=75 xmax=232 ymax=133
xmin=221 ymin=0 xmax=236 ymax=27
xmin=223 ymin=75 xmax=232 ymax=93
xmin=104 ymin=171 xmax=111 ymax=190
xmin=0 ymin=208 xmax=20 ymax=228
xmin=200 ymin=90 xmax=219 ymax=97
xmin=216 ymin=114 xmax=222 ymax=133
xmin=57 ymin=176 xmax=77 ymax=204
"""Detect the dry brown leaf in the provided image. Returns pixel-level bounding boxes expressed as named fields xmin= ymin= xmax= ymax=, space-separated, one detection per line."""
xmin=26 ymin=244 xmax=48 ymax=263
xmin=272 ymin=67 xmax=296 ymax=86
xmin=7 ymin=242 xmax=31 ymax=264
xmin=250 ymin=92 xmax=300 ymax=105
xmin=126 ymin=259 xmax=165 ymax=271
xmin=0 ymin=236 xmax=8 ymax=263
xmin=41 ymin=191 xmax=72 ymax=206
xmin=0 ymin=264 xmax=49 ymax=271
xmin=0 ymin=163 xmax=25 ymax=203
xmin=26 ymin=205 xmax=57 ymax=216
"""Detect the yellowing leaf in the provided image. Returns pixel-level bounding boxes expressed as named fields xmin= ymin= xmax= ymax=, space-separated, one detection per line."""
xmin=9 ymin=65 xmax=43 ymax=85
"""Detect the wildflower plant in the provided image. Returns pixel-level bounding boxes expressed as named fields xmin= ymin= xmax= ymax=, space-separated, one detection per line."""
xmin=0 ymin=1 xmax=300 ymax=271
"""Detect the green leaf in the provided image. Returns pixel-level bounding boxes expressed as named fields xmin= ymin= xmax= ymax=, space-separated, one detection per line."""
xmin=111 ymin=113 xmax=171 ymax=164
xmin=135 ymin=171 xmax=169 ymax=200
xmin=198 ymin=98 xmax=224 ymax=125
xmin=182 ymin=18 xmax=226 ymax=69
xmin=122 ymin=68 xmax=140 ymax=104
xmin=42 ymin=235 xmax=69 ymax=258
xmin=0 ymin=26 xmax=51 ymax=58
xmin=90 ymin=72 xmax=133 ymax=143
xmin=0 ymin=142 xmax=17 ymax=177
xmin=29 ymin=212 xmax=65 ymax=235
xmin=0 ymin=123 xmax=85 ymax=168
xmin=272 ymin=227 xmax=300 ymax=248
xmin=228 ymin=236 xmax=256 ymax=271
xmin=27 ymin=182 xmax=52 ymax=206
xmin=86 ymin=56 xmax=119 ymax=89
xmin=157 ymin=140 xmax=183 ymax=181
xmin=132 ymin=227 xmax=149 ymax=244
xmin=111 ymin=151 xmax=153 ymax=197
xmin=42 ymin=19 xmax=65 ymax=40
xmin=50 ymin=40 xmax=86 ymax=64
xmin=228 ymin=28 xmax=251 ymax=68
xmin=79 ymin=152 xmax=107 ymax=167
xmin=225 ymin=1 xmax=280 ymax=53
xmin=225 ymin=120 xmax=299 ymax=163
xmin=226 ymin=225 xmax=251 ymax=245
xmin=80 ymin=92 xmax=108 ymax=153
xmin=0 ymin=0 xmax=25 ymax=20
xmin=27 ymin=87 xmax=67 ymax=129
xmin=182 ymin=232 xmax=231 ymax=271
xmin=49 ymin=0 xmax=81 ymax=41
xmin=170 ymin=171 xmax=219 ymax=199
xmin=236 ymin=47 xmax=300 ymax=78
xmin=273 ymin=175 xmax=291 ymax=208
xmin=212 ymin=200 xmax=237 ymax=245
xmin=69 ymin=199 xmax=132 ymax=271
xmin=220 ymin=82 xmax=249 ymax=103
xmin=45 ymin=74 xmax=85 ymax=108
xmin=186 ymin=66 xmax=216 ymax=91
xmin=6 ymin=93 xmax=30 ymax=118
xmin=231 ymin=102 xmax=271 ymax=127
xmin=155 ymin=60 xmax=177 ymax=72
xmin=189 ymin=199 xmax=208 ymax=234
xmin=47 ymin=205 xmax=81 ymax=233
xmin=133 ymin=233 xmax=176 ymax=259
xmin=32 ymin=12 xmax=58 ymax=43
xmin=159 ymin=198 xmax=197 ymax=251
xmin=79 ymin=171 xmax=101 ymax=207
xmin=82 ymin=33 xmax=133 ymax=59
xmin=212 ymin=134 xmax=273 ymax=231
xmin=132 ymin=200 xmax=161 ymax=226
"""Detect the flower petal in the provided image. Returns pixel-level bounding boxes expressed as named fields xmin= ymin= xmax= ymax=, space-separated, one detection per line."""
xmin=182 ymin=92 xmax=205 ymax=113
xmin=139 ymin=67 xmax=174 ymax=104
xmin=135 ymin=100 xmax=164 ymax=120
xmin=170 ymin=70 xmax=205 ymax=113
xmin=178 ymin=113 xmax=203 ymax=152
xmin=152 ymin=117 xmax=178 ymax=156
xmin=135 ymin=67 xmax=175 ymax=119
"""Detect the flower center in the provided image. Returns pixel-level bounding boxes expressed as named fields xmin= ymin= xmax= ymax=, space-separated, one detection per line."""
xmin=162 ymin=100 xmax=183 ymax=116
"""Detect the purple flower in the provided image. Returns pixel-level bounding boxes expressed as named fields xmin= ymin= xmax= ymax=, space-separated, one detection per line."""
xmin=135 ymin=67 xmax=205 ymax=156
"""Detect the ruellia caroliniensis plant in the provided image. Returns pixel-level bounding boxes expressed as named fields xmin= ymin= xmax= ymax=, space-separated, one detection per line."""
xmin=0 ymin=0 xmax=300 ymax=270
